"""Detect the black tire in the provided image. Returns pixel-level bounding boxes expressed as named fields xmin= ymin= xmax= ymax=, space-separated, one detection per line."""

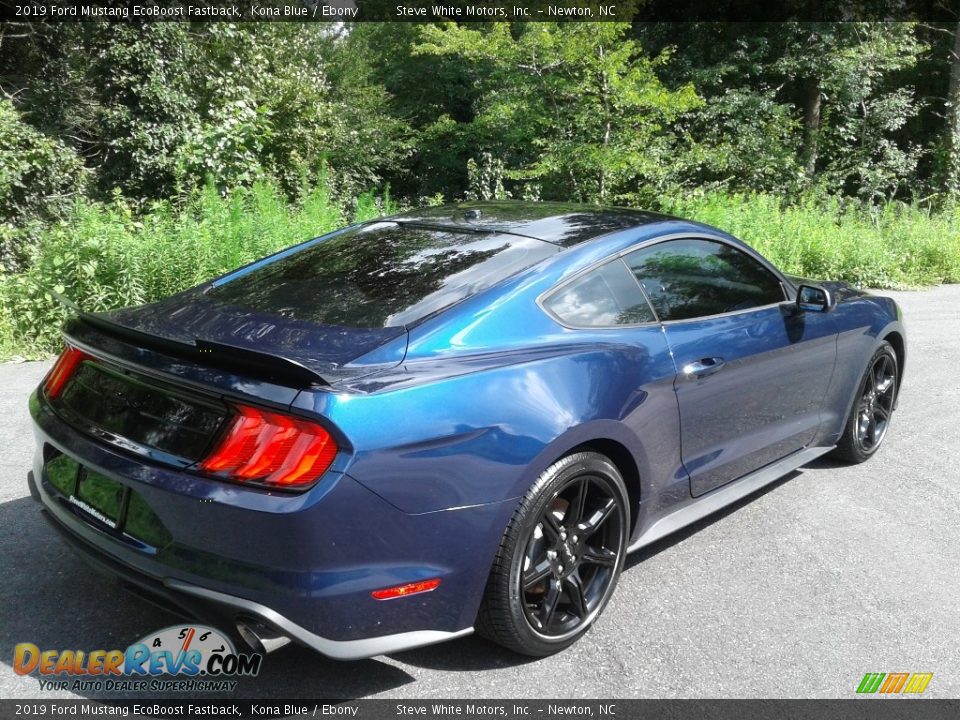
xmin=476 ymin=451 xmax=629 ymax=656
xmin=833 ymin=341 xmax=898 ymax=464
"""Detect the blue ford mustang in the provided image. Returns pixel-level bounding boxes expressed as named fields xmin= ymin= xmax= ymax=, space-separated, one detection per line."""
xmin=28 ymin=201 xmax=905 ymax=658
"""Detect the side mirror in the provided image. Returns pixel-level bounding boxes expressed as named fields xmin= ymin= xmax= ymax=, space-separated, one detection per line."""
xmin=796 ymin=284 xmax=835 ymax=313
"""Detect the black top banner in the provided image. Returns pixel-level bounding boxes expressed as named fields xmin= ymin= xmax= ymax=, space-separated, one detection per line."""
xmin=0 ymin=0 xmax=957 ymax=22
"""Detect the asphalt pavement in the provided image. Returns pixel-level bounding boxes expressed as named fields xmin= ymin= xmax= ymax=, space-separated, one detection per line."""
xmin=1 ymin=285 xmax=958 ymax=700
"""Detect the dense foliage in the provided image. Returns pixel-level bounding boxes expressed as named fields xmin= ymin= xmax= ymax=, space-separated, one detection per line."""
xmin=0 ymin=99 xmax=88 ymax=272
xmin=0 ymin=20 xmax=958 ymax=358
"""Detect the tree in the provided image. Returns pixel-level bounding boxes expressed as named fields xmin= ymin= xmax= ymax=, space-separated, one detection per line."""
xmin=415 ymin=23 xmax=701 ymax=203
xmin=0 ymin=99 xmax=88 ymax=271
xmin=943 ymin=22 xmax=960 ymax=197
xmin=0 ymin=23 xmax=412 ymax=205
xmin=158 ymin=24 xmax=412 ymax=202
xmin=776 ymin=23 xmax=925 ymax=201
xmin=638 ymin=22 xmax=926 ymax=203
xmin=342 ymin=23 xmax=485 ymax=201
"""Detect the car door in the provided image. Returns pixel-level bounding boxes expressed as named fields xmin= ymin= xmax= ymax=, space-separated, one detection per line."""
xmin=623 ymin=237 xmax=838 ymax=497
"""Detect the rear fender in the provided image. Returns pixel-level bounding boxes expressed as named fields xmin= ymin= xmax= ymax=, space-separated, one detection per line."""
xmin=295 ymin=342 xmax=676 ymax=515
xmin=501 ymin=418 xmax=649 ymax=520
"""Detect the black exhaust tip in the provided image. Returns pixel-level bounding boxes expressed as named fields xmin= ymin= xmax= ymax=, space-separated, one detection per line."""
xmin=235 ymin=617 xmax=291 ymax=655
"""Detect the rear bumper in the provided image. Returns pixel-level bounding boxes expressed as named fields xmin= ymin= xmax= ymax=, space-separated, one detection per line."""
xmin=30 ymin=391 xmax=512 ymax=659
xmin=38 ymin=504 xmax=471 ymax=659
xmin=164 ymin=580 xmax=473 ymax=660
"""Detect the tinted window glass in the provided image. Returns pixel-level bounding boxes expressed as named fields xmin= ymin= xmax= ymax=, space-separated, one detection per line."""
xmin=544 ymin=261 xmax=655 ymax=327
xmin=624 ymin=239 xmax=784 ymax=321
xmin=207 ymin=223 xmax=558 ymax=328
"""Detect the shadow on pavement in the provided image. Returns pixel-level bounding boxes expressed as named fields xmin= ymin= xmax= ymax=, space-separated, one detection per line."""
xmin=625 ymin=471 xmax=800 ymax=570
xmin=803 ymin=455 xmax=855 ymax=470
xmin=390 ymin=634 xmax=537 ymax=672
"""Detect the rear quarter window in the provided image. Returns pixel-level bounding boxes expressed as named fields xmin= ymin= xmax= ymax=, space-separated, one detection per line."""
xmin=543 ymin=260 xmax=656 ymax=327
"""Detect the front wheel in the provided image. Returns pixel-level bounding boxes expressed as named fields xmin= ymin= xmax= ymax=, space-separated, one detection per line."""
xmin=476 ymin=452 xmax=629 ymax=656
xmin=833 ymin=341 xmax=899 ymax=463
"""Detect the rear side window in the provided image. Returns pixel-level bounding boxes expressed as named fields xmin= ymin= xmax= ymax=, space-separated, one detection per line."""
xmin=623 ymin=238 xmax=784 ymax=321
xmin=206 ymin=223 xmax=557 ymax=328
xmin=543 ymin=260 xmax=655 ymax=327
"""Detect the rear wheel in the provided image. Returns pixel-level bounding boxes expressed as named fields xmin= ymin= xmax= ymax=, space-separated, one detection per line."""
xmin=833 ymin=341 xmax=898 ymax=463
xmin=476 ymin=452 xmax=629 ymax=656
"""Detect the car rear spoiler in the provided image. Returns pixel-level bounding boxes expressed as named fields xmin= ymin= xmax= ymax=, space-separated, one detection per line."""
xmin=50 ymin=290 xmax=329 ymax=388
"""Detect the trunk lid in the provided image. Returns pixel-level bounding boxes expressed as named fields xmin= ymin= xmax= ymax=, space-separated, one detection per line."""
xmin=98 ymin=290 xmax=408 ymax=385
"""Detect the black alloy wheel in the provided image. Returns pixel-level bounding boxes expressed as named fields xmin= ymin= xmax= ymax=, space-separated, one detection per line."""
xmin=835 ymin=341 xmax=899 ymax=463
xmin=477 ymin=452 xmax=629 ymax=656
xmin=854 ymin=351 xmax=897 ymax=453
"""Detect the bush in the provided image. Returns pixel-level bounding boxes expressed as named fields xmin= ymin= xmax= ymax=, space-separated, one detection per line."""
xmin=661 ymin=192 xmax=960 ymax=289
xmin=0 ymin=178 xmax=345 ymax=358
xmin=0 ymin=99 xmax=89 ymax=272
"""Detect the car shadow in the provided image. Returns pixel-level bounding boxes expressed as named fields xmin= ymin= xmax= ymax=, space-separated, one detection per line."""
xmin=0 ymin=495 xmax=415 ymax=699
xmin=803 ymin=455 xmax=853 ymax=470
xmin=389 ymin=634 xmax=538 ymax=671
xmin=624 ymin=471 xmax=800 ymax=570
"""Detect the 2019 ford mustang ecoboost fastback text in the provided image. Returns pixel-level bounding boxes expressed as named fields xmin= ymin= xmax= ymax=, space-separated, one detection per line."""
xmin=28 ymin=201 xmax=905 ymax=658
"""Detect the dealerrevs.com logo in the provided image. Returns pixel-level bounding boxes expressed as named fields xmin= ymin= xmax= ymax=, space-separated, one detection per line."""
xmin=15 ymin=625 xmax=262 ymax=693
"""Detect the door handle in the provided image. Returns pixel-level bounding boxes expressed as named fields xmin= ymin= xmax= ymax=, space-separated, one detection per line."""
xmin=682 ymin=357 xmax=726 ymax=379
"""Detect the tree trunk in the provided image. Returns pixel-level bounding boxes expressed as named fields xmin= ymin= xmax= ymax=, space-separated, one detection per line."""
xmin=945 ymin=21 xmax=960 ymax=197
xmin=801 ymin=77 xmax=822 ymax=178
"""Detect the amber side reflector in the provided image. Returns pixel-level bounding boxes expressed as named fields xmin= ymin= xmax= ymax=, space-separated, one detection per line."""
xmin=44 ymin=346 xmax=91 ymax=399
xmin=371 ymin=578 xmax=442 ymax=601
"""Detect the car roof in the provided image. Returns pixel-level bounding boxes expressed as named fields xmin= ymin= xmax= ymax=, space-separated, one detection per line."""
xmin=388 ymin=201 xmax=675 ymax=248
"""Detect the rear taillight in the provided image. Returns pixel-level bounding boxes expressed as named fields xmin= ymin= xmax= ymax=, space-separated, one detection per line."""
xmin=44 ymin=346 xmax=91 ymax=399
xmin=198 ymin=404 xmax=337 ymax=489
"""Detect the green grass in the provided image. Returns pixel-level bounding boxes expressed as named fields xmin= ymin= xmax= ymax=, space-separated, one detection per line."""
xmin=1 ymin=185 xmax=957 ymax=360
xmin=0 ymin=178 xmax=395 ymax=358
xmin=662 ymin=192 xmax=960 ymax=289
